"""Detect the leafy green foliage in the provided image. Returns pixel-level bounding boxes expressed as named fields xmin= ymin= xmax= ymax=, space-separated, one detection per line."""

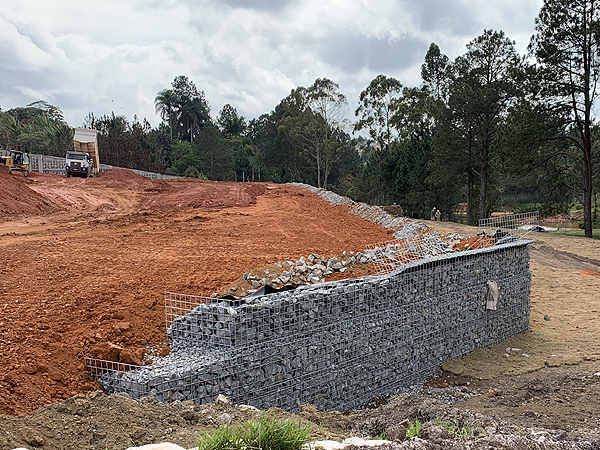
xmin=277 ymin=78 xmax=349 ymax=189
xmin=421 ymin=43 xmax=449 ymax=99
xmin=155 ymin=75 xmax=211 ymax=143
xmin=406 ymin=419 xmax=422 ymax=438
xmin=528 ymin=0 xmax=600 ymax=237
xmin=436 ymin=30 xmax=523 ymax=221
xmin=85 ymin=113 xmax=166 ymax=172
xmin=354 ymin=75 xmax=403 ymax=149
xmin=218 ymin=104 xmax=247 ymax=138
xmin=196 ymin=415 xmax=312 ymax=450
xmin=1 ymin=102 xmax=74 ymax=157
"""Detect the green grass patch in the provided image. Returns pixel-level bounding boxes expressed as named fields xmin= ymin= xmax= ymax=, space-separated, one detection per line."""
xmin=406 ymin=419 xmax=422 ymax=438
xmin=433 ymin=417 xmax=480 ymax=438
xmin=547 ymin=229 xmax=600 ymax=239
xmin=196 ymin=415 xmax=312 ymax=450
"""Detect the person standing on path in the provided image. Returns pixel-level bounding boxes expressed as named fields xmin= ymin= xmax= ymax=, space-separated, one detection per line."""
xmin=431 ymin=207 xmax=436 ymax=221
xmin=435 ymin=209 xmax=441 ymax=221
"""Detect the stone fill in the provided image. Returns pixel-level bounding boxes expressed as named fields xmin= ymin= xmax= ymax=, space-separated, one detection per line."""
xmin=98 ymin=241 xmax=532 ymax=412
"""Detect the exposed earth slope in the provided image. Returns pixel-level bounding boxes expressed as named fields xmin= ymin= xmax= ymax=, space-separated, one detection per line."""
xmin=0 ymin=170 xmax=599 ymax=449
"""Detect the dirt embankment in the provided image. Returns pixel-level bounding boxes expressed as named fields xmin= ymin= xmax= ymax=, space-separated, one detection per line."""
xmin=1 ymin=170 xmax=600 ymax=449
xmin=0 ymin=170 xmax=392 ymax=416
xmin=0 ymin=166 xmax=61 ymax=217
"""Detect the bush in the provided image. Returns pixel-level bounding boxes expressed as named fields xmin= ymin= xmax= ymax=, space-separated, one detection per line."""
xmin=196 ymin=415 xmax=312 ymax=450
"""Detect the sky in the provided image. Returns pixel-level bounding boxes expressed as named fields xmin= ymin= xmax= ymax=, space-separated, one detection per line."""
xmin=0 ymin=0 xmax=543 ymax=128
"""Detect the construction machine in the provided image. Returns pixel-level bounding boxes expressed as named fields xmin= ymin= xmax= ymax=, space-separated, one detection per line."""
xmin=0 ymin=150 xmax=30 ymax=177
xmin=66 ymin=128 xmax=100 ymax=178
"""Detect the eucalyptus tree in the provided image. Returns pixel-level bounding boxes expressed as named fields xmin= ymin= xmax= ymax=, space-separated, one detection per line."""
xmin=529 ymin=0 xmax=600 ymax=237
xmin=278 ymin=78 xmax=348 ymax=189
xmin=421 ymin=43 xmax=450 ymax=100
xmin=354 ymin=75 xmax=403 ymax=150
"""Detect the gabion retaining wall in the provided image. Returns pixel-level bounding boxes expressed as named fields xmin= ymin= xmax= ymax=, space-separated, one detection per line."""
xmin=96 ymin=241 xmax=531 ymax=412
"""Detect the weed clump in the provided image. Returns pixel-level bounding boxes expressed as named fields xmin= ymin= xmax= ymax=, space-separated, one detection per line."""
xmin=196 ymin=415 xmax=312 ymax=450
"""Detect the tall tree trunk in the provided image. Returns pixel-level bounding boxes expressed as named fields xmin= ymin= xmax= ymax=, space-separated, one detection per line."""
xmin=316 ymin=146 xmax=322 ymax=188
xmin=479 ymin=147 xmax=488 ymax=224
xmin=583 ymin=147 xmax=593 ymax=237
xmin=466 ymin=171 xmax=472 ymax=226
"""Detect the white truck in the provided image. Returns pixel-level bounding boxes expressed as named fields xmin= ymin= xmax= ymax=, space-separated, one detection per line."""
xmin=66 ymin=128 xmax=100 ymax=178
xmin=65 ymin=151 xmax=94 ymax=178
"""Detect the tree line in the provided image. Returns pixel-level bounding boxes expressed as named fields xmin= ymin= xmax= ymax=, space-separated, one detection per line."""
xmin=1 ymin=0 xmax=598 ymax=237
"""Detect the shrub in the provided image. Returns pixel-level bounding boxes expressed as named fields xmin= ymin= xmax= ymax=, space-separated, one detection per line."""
xmin=196 ymin=415 xmax=312 ymax=450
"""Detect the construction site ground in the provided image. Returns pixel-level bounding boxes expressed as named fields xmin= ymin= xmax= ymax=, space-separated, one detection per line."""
xmin=1 ymin=166 xmax=599 ymax=449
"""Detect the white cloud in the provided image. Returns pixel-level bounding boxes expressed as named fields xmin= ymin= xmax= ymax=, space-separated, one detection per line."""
xmin=0 ymin=0 xmax=544 ymax=127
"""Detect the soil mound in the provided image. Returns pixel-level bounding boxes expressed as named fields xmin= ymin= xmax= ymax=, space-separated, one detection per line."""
xmin=0 ymin=166 xmax=60 ymax=218
xmin=139 ymin=180 xmax=268 ymax=211
xmin=86 ymin=168 xmax=158 ymax=191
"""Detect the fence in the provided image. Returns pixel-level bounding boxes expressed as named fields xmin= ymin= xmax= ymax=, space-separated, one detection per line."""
xmin=5 ymin=152 xmax=180 ymax=180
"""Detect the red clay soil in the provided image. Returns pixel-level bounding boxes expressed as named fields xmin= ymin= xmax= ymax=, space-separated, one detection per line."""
xmin=0 ymin=170 xmax=392 ymax=415
xmin=580 ymin=269 xmax=600 ymax=277
xmin=453 ymin=235 xmax=495 ymax=251
xmin=0 ymin=166 xmax=61 ymax=218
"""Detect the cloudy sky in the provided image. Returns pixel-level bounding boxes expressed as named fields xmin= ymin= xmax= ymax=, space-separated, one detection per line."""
xmin=1 ymin=0 xmax=543 ymax=128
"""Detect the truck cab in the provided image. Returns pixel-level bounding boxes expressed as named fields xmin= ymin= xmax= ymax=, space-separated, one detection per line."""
xmin=65 ymin=151 xmax=93 ymax=178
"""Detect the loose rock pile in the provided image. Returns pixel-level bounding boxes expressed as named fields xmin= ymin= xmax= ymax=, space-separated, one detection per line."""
xmin=215 ymin=251 xmax=380 ymax=298
xmin=214 ymin=186 xmax=475 ymax=298
xmin=291 ymin=183 xmax=434 ymax=240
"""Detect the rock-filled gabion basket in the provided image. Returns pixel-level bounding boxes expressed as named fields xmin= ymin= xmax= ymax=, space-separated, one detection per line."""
xmin=91 ymin=239 xmax=532 ymax=413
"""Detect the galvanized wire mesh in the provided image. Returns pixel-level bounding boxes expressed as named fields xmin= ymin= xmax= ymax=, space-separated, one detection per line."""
xmin=85 ymin=241 xmax=532 ymax=412
xmin=478 ymin=211 xmax=539 ymax=238
xmin=165 ymin=291 xmax=210 ymax=330
xmin=364 ymin=233 xmax=452 ymax=275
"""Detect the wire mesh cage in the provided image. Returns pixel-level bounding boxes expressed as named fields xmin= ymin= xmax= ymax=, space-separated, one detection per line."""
xmin=84 ymin=240 xmax=532 ymax=412
xmin=165 ymin=291 xmax=211 ymax=330
xmin=477 ymin=211 xmax=540 ymax=243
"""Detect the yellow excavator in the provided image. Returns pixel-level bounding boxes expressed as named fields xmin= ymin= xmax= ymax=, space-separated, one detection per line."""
xmin=0 ymin=150 xmax=30 ymax=177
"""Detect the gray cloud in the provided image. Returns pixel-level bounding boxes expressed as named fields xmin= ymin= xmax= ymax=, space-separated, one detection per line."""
xmin=408 ymin=0 xmax=479 ymax=35
xmin=219 ymin=0 xmax=294 ymax=11
xmin=317 ymin=32 xmax=429 ymax=74
xmin=0 ymin=0 xmax=544 ymax=126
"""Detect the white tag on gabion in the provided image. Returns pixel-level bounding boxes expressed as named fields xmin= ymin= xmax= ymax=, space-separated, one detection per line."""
xmin=486 ymin=280 xmax=499 ymax=310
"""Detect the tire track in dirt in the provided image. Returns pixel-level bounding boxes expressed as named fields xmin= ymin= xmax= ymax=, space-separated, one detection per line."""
xmin=530 ymin=243 xmax=600 ymax=271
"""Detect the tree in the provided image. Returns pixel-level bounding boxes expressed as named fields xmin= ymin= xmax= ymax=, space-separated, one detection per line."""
xmin=155 ymin=76 xmax=211 ymax=143
xmin=354 ymin=75 xmax=403 ymax=150
xmin=278 ymin=78 xmax=348 ymax=189
xmin=421 ymin=43 xmax=450 ymax=99
xmin=154 ymin=89 xmax=177 ymax=139
xmin=91 ymin=113 xmax=166 ymax=172
xmin=439 ymin=30 xmax=522 ymax=222
xmin=218 ymin=104 xmax=247 ymax=138
xmin=248 ymin=109 xmax=304 ymax=183
xmin=2 ymin=102 xmax=74 ymax=157
xmin=195 ymin=122 xmax=231 ymax=180
xmin=529 ymin=0 xmax=600 ymax=237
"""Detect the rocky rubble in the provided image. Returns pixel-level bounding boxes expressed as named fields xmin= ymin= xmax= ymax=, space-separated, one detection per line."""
xmin=214 ymin=186 xmax=474 ymax=299
xmin=4 ymin=390 xmax=597 ymax=450
xmin=213 ymin=251 xmax=376 ymax=298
